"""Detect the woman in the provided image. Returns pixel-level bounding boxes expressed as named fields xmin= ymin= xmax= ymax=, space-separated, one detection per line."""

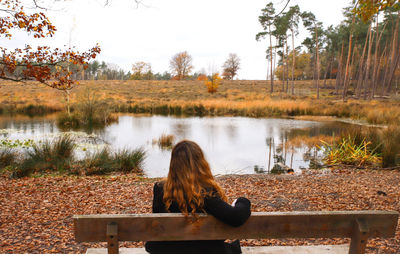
xmin=145 ymin=140 xmax=251 ymax=254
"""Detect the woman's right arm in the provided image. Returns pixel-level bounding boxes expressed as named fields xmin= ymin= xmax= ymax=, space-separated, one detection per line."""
xmin=152 ymin=182 xmax=167 ymax=213
xmin=204 ymin=196 xmax=251 ymax=227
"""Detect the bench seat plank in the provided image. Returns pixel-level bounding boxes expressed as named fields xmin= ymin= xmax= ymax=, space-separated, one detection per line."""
xmin=74 ymin=211 xmax=398 ymax=242
xmin=86 ymin=245 xmax=349 ymax=254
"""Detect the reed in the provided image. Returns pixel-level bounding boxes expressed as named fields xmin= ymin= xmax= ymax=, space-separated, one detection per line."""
xmin=16 ymin=135 xmax=75 ymax=177
xmin=79 ymin=148 xmax=114 ymax=175
xmin=79 ymin=147 xmax=146 ymax=175
xmin=380 ymin=126 xmax=400 ymax=167
xmin=115 ymin=99 xmax=400 ymax=126
xmin=113 ymin=148 xmax=146 ymax=173
xmin=154 ymin=134 xmax=175 ymax=149
xmin=0 ymin=104 xmax=61 ymax=116
xmin=0 ymin=148 xmax=17 ymax=169
xmin=322 ymin=135 xmax=382 ymax=167
xmin=320 ymin=125 xmax=400 ymax=168
xmin=56 ymin=88 xmax=117 ymax=128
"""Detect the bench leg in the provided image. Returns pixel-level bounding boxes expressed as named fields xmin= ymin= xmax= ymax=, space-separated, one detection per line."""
xmin=349 ymin=218 xmax=369 ymax=254
xmin=107 ymin=222 xmax=119 ymax=254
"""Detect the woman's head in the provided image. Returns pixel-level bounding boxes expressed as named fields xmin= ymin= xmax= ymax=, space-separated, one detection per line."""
xmin=163 ymin=140 xmax=226 ymax=215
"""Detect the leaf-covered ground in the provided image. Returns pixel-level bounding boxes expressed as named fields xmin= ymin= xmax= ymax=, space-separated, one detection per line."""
xmin=1 ymin=168 xmax=399 ymax=253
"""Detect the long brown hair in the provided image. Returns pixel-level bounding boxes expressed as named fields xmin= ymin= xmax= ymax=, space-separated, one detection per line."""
xmin=163 ymin=140 xmax=227 ymax=216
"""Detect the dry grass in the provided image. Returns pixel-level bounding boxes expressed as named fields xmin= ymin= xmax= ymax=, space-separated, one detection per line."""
xmin=153 ymin=134 xmax=175 ymax=150
xmin=1 ymin=80 xmax=399 ymax=125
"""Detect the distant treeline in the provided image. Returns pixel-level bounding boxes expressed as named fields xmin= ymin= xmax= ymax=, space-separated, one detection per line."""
xmin=74 ymin=61 xmax=214 ymax=81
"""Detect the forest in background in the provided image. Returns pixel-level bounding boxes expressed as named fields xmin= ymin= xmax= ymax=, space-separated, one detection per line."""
xmin=66 ymin=2 xmax=400 ymax=103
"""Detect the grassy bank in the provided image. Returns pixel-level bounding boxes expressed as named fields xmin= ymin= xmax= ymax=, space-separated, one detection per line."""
xmin=286 ymin=126 xmax=400 ymax=168
xmin=0 ymin=80 xmax=399 ymax=125
xmin=0 ymin=136 xmax=146 ymax=178
xmin=114 ymin=99 xmax=400 ymax=125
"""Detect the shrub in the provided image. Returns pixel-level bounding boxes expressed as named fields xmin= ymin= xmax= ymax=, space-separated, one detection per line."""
xmin=205 ymin=73 xmax=222 ymax=94
xmin=18 ymin=135 xmax=75 ymax=176
xmin=113 ymin=148 xmax=146 ymax=173
xmin=0 ymin=148 xmax=17 ymax=169
xmin=381 ymin=126 xmax=400 ymax=167
xmin=342 ymin=126 xmax=400 ymax=168
xmin=57 ymin=113 xmax=80 ymax=128
xmin=154 ymin=134 xmax=175 ymax=149
xmin=80 ymin=148 xmax=114 ymax=175
xmin=80 ymin=147 xmax=146 ymax=175
xmin=322 ymin=135 xmax=382 ymax=167
xmin=57 ymin=88 xmax=117 ymax=128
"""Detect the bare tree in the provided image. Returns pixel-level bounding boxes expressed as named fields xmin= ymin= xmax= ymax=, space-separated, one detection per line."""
xmin=222 ymin=53 xmax=241 ymax=80
xmin=170 ymin=51 xmax=193 ymax=80
xmin=131 ymin=61 xmax=152 ymax=80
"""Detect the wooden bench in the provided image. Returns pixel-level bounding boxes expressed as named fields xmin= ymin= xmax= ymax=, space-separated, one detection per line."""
xmin=74 ymin=210 xmax=399 ymax=254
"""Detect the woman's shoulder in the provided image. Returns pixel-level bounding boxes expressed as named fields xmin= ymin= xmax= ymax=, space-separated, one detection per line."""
xmin=153 ymin=181 xmax=165 ymax=192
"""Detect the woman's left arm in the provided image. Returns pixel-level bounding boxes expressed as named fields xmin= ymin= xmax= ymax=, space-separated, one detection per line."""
xmin=204 ymin=196 xmax=251 ymax=227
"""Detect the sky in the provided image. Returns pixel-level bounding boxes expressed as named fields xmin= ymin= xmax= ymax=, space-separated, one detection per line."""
xmin=2 ymin=0 xmax=353 ymax=79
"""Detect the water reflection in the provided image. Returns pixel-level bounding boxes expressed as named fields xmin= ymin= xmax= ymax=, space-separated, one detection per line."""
xmin=172 ymin=121 xmax=191 ymax=139
xmin=0 ymin=114 xmax=357 ymax=177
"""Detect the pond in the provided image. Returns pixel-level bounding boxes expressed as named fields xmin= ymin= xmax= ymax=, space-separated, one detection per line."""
xmin=0 ymin=114 xmax=359 ymax=177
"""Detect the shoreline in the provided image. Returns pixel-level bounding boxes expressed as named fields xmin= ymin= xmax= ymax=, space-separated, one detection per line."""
xmin=0 ymin=103 xmax=395 ymax=127
xmin=0 ymin=80 xmax=399 ymax=126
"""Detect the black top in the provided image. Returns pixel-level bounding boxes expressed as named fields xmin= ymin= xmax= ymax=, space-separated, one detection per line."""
xmin=145 ymin=182 xmax=251 ymax=254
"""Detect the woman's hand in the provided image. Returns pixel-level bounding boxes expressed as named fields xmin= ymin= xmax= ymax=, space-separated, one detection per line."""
xmin=231 ymin=199 xmax=237 ymax=206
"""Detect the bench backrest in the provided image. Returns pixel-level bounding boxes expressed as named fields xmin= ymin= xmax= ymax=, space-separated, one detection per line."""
xmin=74 ymin=210 xmax=398 ymax=242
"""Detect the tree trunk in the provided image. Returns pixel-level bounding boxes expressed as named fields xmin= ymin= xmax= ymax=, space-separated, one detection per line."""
xmin=376 ymin=45 xmax=387 ymax=96
xmin=384 ymin=12 xmax=400 ymax=95
xmin=65 ymin=90 xmax=71 ymax=116
xmin=335 ymin=41 xmax=345 ymax=95
xmin=381 ymin=42 xmax=391 ymax=95
xmin=349 ymin=44 xmax=358 ymax=96
xmin=363 ymin=23 xmax=374 ymax=100
xmin=269 ymin=24 xmax=274 ymax=94
xmin=315 ymin=26 xmax=320 ymax=99
xmin=291 ymin=29 xmax=295 ymax=95
xmin=371 ymin=18 xmax=387 ymax=98
xmin=342 ymin=15 xmax=356 ymax=102
xmin=355 ymin=25 xmax=370 ymax=98
xmin=285 ymin=37 xmax=290 ymax=93
xmin=329 ymin=57 xmax=334 ymax=80
xmin=282 ymin=43 xmax=286 ymax=92
xmin=323 ymin=57 xmax=332 ymax=89
xmin=385 ymin=43 xmax=400 ymax=94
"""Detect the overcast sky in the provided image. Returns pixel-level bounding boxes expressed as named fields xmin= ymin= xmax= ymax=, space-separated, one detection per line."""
xmin=3 ymin=0 xmax=353 ymax=79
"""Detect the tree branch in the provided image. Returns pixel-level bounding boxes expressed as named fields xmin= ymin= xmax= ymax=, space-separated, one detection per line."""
xmin=275 ymin=0 xmax=290 ymax=17
xmin=0 ymin=61 xmax=67 ymax=67
xmin=32 ymin=0 xmax=48 ymax=10
xmin=0 ymin=76 xmax=26 ymax=82
xmin=104 ymin=0 xmax=145 ymax=8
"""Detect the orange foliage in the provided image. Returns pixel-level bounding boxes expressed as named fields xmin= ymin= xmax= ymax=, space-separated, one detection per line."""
xmin=0 ymin=0 xmax=101 ymax=90
xmin=197 ymin=74 xmax=208 ymax=81
xmin=355 ymin=0 xmax=398 ymax=22
xmin=205 ymin=73 xmax=222 ymax=94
